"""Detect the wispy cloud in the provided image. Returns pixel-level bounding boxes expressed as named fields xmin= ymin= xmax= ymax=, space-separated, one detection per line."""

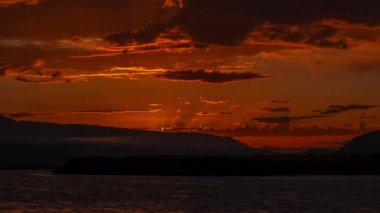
xmin=163 ymin=123 xmax=374 ymax=137
xmin=253 ymin=115 xmax=328 ymax=124
xmin=269 ymin=100 xmax=290 ymax=104
xmin=0 ymin=0 xmax=41 ymax=7
xmin=359 ymin=113 xmax=377 ymax=120
xmin=64 ymin=27 xmax=204 ymax=58
xmin=196 ymin=112 xmax=233 ymax=116
xmin=156 ymin=69 xmax=269 ymax=83
xmin=314 ymin=104 xmax=378 ymax=115
xmin=2 ymin=109 xmax=163 ymax=119
xmin=162 ymin=0 xmax=183 ymax=9
xmin=260 ymin=107 xmax=290 ymax=113
xmin=0 ymin=61 xmax=166 ymax=83
xmin=199 ymin=97 xmax=229 ymax=105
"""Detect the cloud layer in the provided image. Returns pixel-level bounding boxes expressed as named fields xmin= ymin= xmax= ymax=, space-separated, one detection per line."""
xmin=0 ymin=0 xmax=41 ymax=7
xmin=315 ymin=105 xmax=378 ymax=115
xmin=253 ymin=115 xmax=328 ymax=124
xmin=104 ymin=0 xmax=380 ymax=48
xmin=156 ymin=69 xmax=269 ymax=83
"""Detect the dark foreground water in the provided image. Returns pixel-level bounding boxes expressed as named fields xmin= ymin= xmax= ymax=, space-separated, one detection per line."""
xmin=0 ymin=171 xmax=380 ymax=212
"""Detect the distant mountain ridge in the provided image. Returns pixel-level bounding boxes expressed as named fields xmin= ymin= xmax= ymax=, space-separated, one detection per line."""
xmin=0 ymin=116 xmax=260 ymax=167
xmin=55 ymin=130 xmax=380 ymax=176
xmin=339 ymin=130 xmax=380 ymax=155
xmin=1 ymin=115 xmax=380 ymax=168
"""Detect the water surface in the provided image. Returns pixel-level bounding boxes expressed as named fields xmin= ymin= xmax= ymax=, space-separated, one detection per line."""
xmin=0 ymin=171 xmax=379 ymax=212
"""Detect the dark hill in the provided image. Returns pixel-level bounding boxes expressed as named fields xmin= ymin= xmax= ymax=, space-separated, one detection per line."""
xmin=54 ymin=130 xmax=380 ymax=176
xmin=0 ymin=116 xmax=259 ymax=167
xmin=339 ymin=130 xmax=380 ymax=155
xmin=0 ymin=115 xmax=17 ymax=127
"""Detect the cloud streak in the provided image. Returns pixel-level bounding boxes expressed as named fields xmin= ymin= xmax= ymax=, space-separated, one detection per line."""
xmin=156 ymin=69 xmax=269 ymax=83
xmin=248 ymin=23 xmax=349 ymax=49
xmin=314 ymin=105 xmax=378 ymax=115
xmin=199 ymin=97 xmax=229 ymax=105
xmin=93 ymin=0 xmax=380 ymax=56
xmin=0 ymin=0 xmax=41 ymax=7
xmin=260 ymin=107 xmax=291 ymax=113
xmin=2 ymin=109 xmax=163 ymax=119
xmin=253 ymin=115 xmax=328 ymax=124
xmin=163 ymin=123 xmax=374 ymax=137
xmin=0 ymin=62 xmax=271 ymax=84
xmin=196 ymin=112 xmax=233 ymax=116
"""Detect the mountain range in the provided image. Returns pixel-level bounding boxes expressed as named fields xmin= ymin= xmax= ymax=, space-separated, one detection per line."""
xmin=0 ymin=115 xmax=379 ymax=168
xmin=339 ymin=131 xmax=380 ymax=155
xmin=0 ymin=116 xmax=258 ymax=167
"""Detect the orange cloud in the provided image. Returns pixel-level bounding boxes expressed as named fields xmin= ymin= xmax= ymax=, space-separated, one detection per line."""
xmin=1 ymin=61 xmax=268 ymax=85
xmin=199 ymin=97 xmax=229 ymax=105
xmin=0 ymin=0 xmax=41 ymax=6
xmin=162 ymin=0 xmax=183 ymax=8
xmin=58 ymin=26 xmax=203 ymax=59
xmin=0 ymin=61 xmax=172 ymax=83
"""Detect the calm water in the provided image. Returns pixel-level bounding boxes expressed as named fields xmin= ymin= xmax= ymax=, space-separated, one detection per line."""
xmin=0 ymin=171 xmax=379 ymax=212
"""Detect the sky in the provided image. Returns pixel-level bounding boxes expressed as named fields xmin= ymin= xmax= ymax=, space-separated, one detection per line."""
xmin=0 ymin=0 xmax=379 ymax=150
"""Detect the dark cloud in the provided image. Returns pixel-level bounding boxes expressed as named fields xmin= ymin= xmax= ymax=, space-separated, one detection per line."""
xmin=2 ymin=109 xmax=163 ymax=119
xmin=260 ymin=107 xmax=290 ymax=113
xmin=106 ymin=22 xmax=177 ymax=45
xmin=359 ymin=113 xmax=377 ymax=120
xmin=176 ymin=0 xmax=380 ymax=46
xmin=2 ymin=112 xmax=56 ymax=119
xmin=15 ymin=76 xmax=51 ymax=83
xmin=0 ymin=61 xmax=76 ymax=83
xmin=0 ymin=65 xmax=10 ymax=76
xmin=270 ymin=100 xmax=290 ymax=104
xmin=74 ymin=109 xmax=162 ymax=114
xmin=176 ymin=0 xmax=255 ymax=46
xmin=183 ymin=0 xmax=380 ymax=25
xmin=197 ymin=112 xmax=233 ymax=116
xmin=253 ymin=115 xmax=328 ymax=124
xmin=101 ymin=0 xmax=380 ymax=48
xmin=166 ymin=123 xmax=373 ymax=137
xmin=104 ymin=23 xmax=208 ymax=54
xmin=251 ymin=24 xmax=349 ymax=49
xmin=156 ymin=69 xmax=269 ymax=83
xmin=315 ymin=105 xmax=378 ymax=115
xmin=1 ymin=0 xmax=379 ymax=49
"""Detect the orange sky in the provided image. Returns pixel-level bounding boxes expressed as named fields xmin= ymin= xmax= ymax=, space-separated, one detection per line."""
xmin=0 ymin=0 xmax=379 ymax=150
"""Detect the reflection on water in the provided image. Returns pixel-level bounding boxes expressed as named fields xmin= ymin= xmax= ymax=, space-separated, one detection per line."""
xmin=0 ymin=171 xmax=380 ymax=212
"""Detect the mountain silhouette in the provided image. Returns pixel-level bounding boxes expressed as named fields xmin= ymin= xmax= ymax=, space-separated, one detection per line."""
xmin=54 ymin=131 xmax=380 ymax=176
xmin=0 ymin=115 xmax=17 ymax=127
xmin=339 ymin=130 xmax=380 ymax=155
xmin=0 ymin=116 xmax=260 ymax=167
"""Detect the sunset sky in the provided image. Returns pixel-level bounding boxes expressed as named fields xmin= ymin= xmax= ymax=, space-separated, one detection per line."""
xmin=1 ymin=0 xmax=379 ymax=150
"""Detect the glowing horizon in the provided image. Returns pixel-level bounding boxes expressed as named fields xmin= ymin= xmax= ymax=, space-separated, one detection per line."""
xmin=1 ymin=0 xmax=380 ymax=150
